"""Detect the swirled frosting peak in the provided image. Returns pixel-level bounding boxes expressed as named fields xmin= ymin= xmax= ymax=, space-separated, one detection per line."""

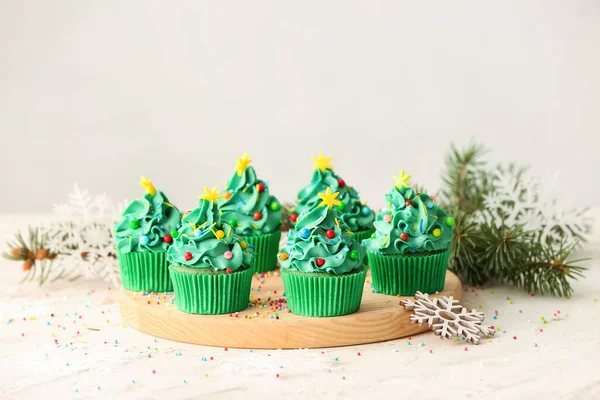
xmin=166 ymin=187 xmax=252 ymax=271
xmin=115 ymin=176 xmax=181 ymax=254
xmin=218 ymin=154 xmax=282 ymax=236
xmin=291 ymin=153 xmax=374 ymax=233
xmin=364 ymin=172 xmax=453 ymax=255
xmin=279 ymin=189 xmax=366 ymax=275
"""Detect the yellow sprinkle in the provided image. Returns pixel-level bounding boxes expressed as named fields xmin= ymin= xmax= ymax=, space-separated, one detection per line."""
xmin=29 ymin=316 xmax=37 ymax=321
xmin=387 ymin=201 xmax=391 ymax=211
xmin=382 ymin=235 xmax=389 ymax=247
xmin=163 ymin=202 xmax=174 ymax=207
xmin=252 ymin=224 xmax=258 ymax=229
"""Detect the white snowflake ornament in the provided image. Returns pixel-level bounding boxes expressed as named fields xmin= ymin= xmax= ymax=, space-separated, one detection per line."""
xmin=475 ymin=169 xmax=591 ymax=250
xmin=400 ymin=291 xmax=495 ymax=345
xmin=44 ymin=183 xmax=125 ymax=286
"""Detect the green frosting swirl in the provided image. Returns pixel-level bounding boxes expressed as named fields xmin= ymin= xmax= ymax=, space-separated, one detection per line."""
xmin=363 ymin=186 xmax=453 ymax=255
xmin=218 ymin=166 xmax=282 ymax=236
xmin=166 ymin=199 xmax=252 ymax=271
xmin=115 ymin=190 xmax=181 ymax=254
xmin=293 ymin=169 xmax=374 ymax=233
xmin=279 ymin=205 xmax=366 ymax=275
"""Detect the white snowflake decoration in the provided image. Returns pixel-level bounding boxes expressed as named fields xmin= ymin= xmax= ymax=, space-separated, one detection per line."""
xmin=44 ymin=184 xmax=126 ymax=286
xmin=401 ymin=291 xmax=495 ymax=345
xmin=475 ymin=169 xmax=591 ymax=250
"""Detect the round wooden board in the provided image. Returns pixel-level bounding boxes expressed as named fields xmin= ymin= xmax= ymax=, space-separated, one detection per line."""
xmin=119 ymin=270 xmax=462 ymax=349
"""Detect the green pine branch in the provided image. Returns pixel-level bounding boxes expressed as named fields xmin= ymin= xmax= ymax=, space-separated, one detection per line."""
xmin=440 ymin=142 xmax=589 ymax=296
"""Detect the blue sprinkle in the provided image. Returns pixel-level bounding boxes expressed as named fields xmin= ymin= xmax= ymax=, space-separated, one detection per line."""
xmin=148 ymin=354 xmax=151 ymax=358
xmin=427 ymin=203 xmax=433 ymax=209
xmin=97 ymin=386 xmax=101 ymax=390
xmin=299 ymin=227 xmax=310 ymax=239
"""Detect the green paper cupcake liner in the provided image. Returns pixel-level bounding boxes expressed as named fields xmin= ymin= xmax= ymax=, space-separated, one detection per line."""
xmin=168 ymin=265 xmax=253 ymax=314
xmin=246 ymin=229 xmax=282 ymax=274
xmin=351 ymin=228 xmax=374 ymax=244
xmin=117 ymin=251 xmax=172 ymax=292
xmin=281 ymin=265 xmax=368 ymax=317
xmin=367 ymin=249 xmax=450 ymax=296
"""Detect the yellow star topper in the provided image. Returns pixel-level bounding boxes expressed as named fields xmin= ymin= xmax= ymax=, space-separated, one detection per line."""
xmin=199 ymin=186 xmax=224 ymax=202
xmin=139 ymin=175 xmax=156 ymax=196
xmin=318 ymin=187 xmax=341 ymax=209
xmin=235 ymin=153 xmax=252 ymax=176
xmin=393 ymin=169 xmax=412 ymax=189
xmin=311 ymin=152 xmax=333 ymax=172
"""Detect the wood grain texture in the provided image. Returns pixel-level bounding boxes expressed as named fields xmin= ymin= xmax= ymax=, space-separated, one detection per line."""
xmin=119 ymin=270 xmax=462 ymax=349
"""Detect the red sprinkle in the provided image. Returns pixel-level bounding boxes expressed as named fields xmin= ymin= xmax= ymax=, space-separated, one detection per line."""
xmin=513 ymin=336 xmax=517 ymax=340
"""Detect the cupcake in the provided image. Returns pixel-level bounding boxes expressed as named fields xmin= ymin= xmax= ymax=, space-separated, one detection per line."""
xmin=363 ymin=170 xmax=454 ymax=296
xmin=167 ymin=186 xmax=253 ymax=314
xmin=218 ymin=153 xmax=282 ymax=273
xmin=290 ymin=152 xmax=374 ymax=243
xmin=115 ymin=176 xmax=181 ymax=292
xmin=279 ymin=188 xmax=367 ymax=317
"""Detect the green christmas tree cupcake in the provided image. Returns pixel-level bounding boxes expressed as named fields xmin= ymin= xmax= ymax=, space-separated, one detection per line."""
xmin=115 ymin=176 xmax=181 ymax=292
xmin=279 ymin=188 xmax=367 ymax=317
xmin=219 ymin=153 xmax=282 ymax=273
xmin=167 ymin=186 xmax=253 ymax=315
xmin=290 ymin=152 xmax=374 ymax=243
xmin=363 ymin=170 xmax=454 ymax=296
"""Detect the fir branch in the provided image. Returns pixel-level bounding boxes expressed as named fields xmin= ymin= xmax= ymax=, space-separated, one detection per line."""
xmin=441 ymin=142 xmax=488 ymax=213
xmin=441 ymin=142 xmax=589 ymax=297
xmin=514 ymin=241 xmax=588 ymax=297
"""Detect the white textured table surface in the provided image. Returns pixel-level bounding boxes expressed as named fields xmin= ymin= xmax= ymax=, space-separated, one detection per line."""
xmin=0 ymin=215 xmax=598 ymax=400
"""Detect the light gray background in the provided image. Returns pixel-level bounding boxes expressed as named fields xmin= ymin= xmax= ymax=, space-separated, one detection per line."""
xmin=2 ymin=1 xmax=600 ymax=212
